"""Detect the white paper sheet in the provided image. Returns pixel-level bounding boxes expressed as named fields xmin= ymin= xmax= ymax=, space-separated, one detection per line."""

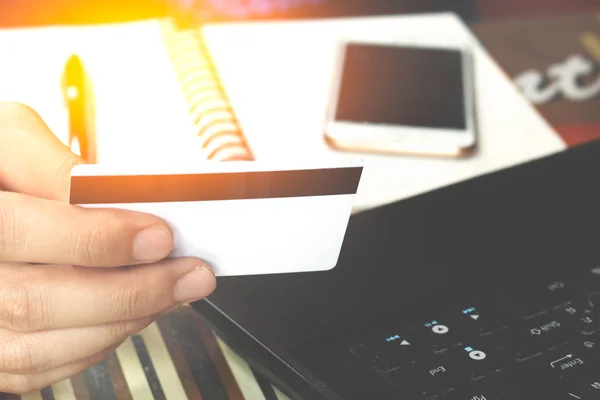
xmin=0 ymin=13 xmax=567 ymax=211
xmin=201 ymin=12 xmax=567 ymax=210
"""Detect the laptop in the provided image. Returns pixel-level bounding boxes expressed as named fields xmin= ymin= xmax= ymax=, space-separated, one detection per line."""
xmin=191 ymin=139 xmax=600 ymax=400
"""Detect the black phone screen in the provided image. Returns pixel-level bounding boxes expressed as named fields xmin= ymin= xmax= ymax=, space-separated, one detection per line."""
xmin=334 ymin=43 xmax=467 ymax=130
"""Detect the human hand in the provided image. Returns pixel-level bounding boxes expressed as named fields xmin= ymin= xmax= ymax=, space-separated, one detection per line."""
xmin=0 ymin=102 xmax=216 ymax=394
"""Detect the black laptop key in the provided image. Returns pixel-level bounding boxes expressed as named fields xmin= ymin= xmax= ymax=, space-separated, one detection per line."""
xmin=588 ymin=291 xmax=600 ymax=331
xmin=440 ymin=381 xmax=504 ymax=400
xmin=574 ymin=372 xmax=600 ymax=398
xmin=453 ymin=305 xmax=514 ymax=337
xmin=523 ymin=343 xmax=598 ymax=382
xmin=588 ymin=290 xmax=600 ymax=306
xmin=391 ymin=354 xmax=461 ymax=398
xmin=573 ymin=331 xmax=600 ymax=359
xmin=414 ymin=319 xmax=462 ymax=350
xmin=447 ymin=342 xmax=507 ymax=380
xmin=497 ymin=313 xmax=573 ymax=359
xmin=547 ymin=378 xmax=600 ymax=400
xmin=558 ymin=301 xmax=596 ymax=335
xmin=546 ymin=389 xmax=599 ymax=400
xmin=507 ymin=280 xmax=577 ymax=319
xmin=351 ymin=331 xmax=424 ymax=371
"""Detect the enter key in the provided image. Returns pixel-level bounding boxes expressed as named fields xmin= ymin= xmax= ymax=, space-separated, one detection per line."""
xmin=525 ymin=344 xmax=599 ymax=383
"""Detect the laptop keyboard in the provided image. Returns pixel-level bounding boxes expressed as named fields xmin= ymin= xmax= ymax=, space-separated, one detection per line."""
xmin=350 ymin=274 xmax=600 ymax=399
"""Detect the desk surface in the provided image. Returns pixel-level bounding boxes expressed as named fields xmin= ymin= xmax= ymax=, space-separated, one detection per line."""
xmin=5 ymin=306 xmax=287 ymax=400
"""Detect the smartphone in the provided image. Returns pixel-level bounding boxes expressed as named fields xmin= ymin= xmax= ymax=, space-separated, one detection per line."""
xmin=324 ymin=38 xmax=477 ymax=158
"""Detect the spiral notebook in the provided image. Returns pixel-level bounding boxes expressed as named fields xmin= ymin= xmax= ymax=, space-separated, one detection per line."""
xmin=0 ymin=17 xmax=258 ymax=166
xmin=0 ymin=13 xmax=565 ymax=210
xmin=159 ymin=18 xmax=254 ymax=162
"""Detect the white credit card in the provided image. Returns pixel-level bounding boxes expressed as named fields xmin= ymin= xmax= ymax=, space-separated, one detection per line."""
xmin=69 ymin=159 xmax=363 ymax=276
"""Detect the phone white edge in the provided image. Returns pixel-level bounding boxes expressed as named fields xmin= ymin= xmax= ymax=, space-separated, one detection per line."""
xmin=323 ymin=36 xmax=477 ymax=157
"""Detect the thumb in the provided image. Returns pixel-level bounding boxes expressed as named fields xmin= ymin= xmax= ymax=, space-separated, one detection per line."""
xmin=0 ymin=102 xmax=83 ymax=201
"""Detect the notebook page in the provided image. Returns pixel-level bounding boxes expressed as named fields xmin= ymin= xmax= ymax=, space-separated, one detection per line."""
xmin=201 ymin=13 xmax=567 ymax=210
xmin=0 ymin=19 xmax=200 ymax=166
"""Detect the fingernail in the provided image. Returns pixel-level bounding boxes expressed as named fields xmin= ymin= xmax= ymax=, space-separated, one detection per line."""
xmin=133 ymin=227 xmax=173 ymax=261
xmin=174 ymin=266 xmax=217 ymax=303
